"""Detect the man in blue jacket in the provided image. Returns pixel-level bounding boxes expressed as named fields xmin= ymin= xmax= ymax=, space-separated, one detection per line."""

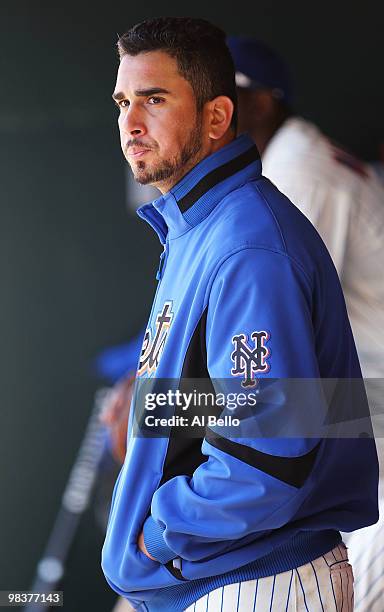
xmin=102 ymin=17 xmax=378 ymax=611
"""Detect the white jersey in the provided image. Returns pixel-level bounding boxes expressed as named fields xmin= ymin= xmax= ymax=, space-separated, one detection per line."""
xmin=263 ymin=117 xmax=384 ymax=390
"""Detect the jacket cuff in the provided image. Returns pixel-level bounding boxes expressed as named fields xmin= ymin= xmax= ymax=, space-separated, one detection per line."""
xmin=143 ymin=516 xmax=176 ymax=564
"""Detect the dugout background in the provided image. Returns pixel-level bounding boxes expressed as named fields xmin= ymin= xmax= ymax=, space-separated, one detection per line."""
xmin=0 ymin=2 xmax=382 ymax=611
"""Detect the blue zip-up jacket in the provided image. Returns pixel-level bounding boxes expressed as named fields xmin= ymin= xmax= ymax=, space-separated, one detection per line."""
xmin=102 ymin=134 xmax=378 ymax=611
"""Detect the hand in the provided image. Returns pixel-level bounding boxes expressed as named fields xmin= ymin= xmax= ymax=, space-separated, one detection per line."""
xmin=99 ymin=374 xmax=135 ymax=464
xmin=137 ymin=531 xmax=157 ymax=561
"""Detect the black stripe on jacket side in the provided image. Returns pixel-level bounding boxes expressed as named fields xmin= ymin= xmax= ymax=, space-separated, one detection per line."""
xmin=177 ymin=145 xmax=260 ymax=213
xmin=156 ymin=307 xmax=213 ymax=581
xmin=157 ymin=307 xmax=213 ymax=489
xmin=205 ymin=429 xmax=321 ymax=488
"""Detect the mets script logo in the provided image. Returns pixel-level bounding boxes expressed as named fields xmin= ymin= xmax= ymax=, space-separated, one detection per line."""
xmin=231 ymin=331 xmax=270 ymax=387
xmin=137 ymin=302 xmax=174 ymax=377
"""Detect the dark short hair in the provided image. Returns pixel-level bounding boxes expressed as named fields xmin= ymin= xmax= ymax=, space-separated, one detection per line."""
xmin=117 ymin=17 xmax=237 ymax=130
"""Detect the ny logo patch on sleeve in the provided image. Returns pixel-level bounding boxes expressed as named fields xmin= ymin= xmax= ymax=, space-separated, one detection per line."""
xmin=231 ymin=331 xmax=271 ymax=387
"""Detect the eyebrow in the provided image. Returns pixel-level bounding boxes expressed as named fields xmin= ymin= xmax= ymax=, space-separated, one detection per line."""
xmin=112 ymin=87 xmax=171 ymax=101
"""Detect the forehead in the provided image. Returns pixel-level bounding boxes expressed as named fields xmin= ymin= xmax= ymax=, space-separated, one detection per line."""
xmin=114 ymin=50 xmax=191 ymax=94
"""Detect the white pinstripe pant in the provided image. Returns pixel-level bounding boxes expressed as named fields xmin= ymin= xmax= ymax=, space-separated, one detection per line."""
xmin=185 ymin=543 xmax=353 ymax=611
xmin=343 ymin=484 xmax=384 ymax=612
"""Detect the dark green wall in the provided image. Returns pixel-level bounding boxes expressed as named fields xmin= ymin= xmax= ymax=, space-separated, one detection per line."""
xmin=0 ymin=2 xmax=382 ymax=611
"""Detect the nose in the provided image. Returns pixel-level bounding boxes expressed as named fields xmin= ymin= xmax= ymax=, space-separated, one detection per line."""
xmin=119 ymin=103 xmax=147 ymax=138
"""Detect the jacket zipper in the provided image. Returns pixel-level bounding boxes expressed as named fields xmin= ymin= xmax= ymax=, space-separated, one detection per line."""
xmin=164 ymin=558 xmax=186 ymax=581
xmin=138 ymin=235 xmax=183 ymax=577
xmin=127 ymin=238 xmax=168 ymax=441
xmin=153 ymin=238 xmax=187 ymax=580
xmin=156 ymin=239 xmax=169 ymax=280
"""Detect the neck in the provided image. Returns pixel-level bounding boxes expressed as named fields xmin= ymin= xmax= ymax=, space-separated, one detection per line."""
xmin=156 ymin=131 xmax=236 ymax=194
xmin=252 ymin=113 xmax=289 ymax=155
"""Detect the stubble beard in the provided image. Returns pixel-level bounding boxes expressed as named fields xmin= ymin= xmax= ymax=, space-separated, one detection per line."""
xmin=131 ymin=118 xmax=203 ymax=188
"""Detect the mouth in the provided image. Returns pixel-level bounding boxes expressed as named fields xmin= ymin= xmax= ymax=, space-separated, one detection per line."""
xmin=126 ymin=148 xmax=152 ymax=158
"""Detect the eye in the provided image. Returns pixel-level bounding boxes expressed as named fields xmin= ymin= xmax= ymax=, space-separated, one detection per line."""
xmin=114 ymin=99 xmax=129 ymax=110
xmin=148 ymin=96 xmax=164 ymax=105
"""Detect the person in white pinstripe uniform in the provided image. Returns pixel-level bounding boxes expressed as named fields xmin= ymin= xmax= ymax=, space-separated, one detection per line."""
xmin=225 ymin=35 xmax=384 ymax=612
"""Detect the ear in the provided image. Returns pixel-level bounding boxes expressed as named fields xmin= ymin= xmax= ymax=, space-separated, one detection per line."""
xmin=206 ymin=96 xmax=234 ymax=140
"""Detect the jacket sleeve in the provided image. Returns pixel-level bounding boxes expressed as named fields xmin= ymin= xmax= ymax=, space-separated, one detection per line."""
xmin=143 ymin=248 xmax=327 ymax=563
